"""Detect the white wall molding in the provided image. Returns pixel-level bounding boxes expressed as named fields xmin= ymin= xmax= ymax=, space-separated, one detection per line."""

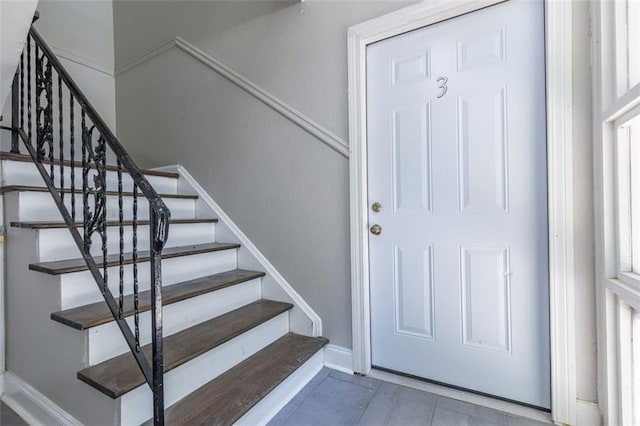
xmin=323 ymin=344 xmax=354 ymax=375
xmin=2 ymin=372 xmax=82 ymax=426
xmin=545 ymin=1 xmax=577 ymax=423
xmin=50 ymin=45 xmax=114 ymax=77
xmin=116 ymin=38 xmax=349 ymax=158
xmin=348 ymin=1 xmax=577 ymax=424
xmin=176 ymin=165 xmax=322 ymax=337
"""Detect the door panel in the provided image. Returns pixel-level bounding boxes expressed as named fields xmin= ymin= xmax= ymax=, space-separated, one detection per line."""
xmin=367 ymin=0 xmax=550 ymax=408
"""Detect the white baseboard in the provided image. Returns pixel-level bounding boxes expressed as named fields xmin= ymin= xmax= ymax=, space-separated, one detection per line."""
xmin=576 ymin=399 xmax=601 ymax=426
xmin=323 ymin=344 xmax=354 ymax=375
xmin=175 ymin=165 xmax=322 ymax=337
xmin=1 ymin=372 xmax=81 ymax=426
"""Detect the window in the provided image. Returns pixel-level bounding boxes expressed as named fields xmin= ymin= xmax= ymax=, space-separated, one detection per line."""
xmin=595 ymin=0 xmax=640 ymax=424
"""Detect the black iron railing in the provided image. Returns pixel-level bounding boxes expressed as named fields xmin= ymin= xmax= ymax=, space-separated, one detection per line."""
xmin=5 ymin=26 xmax=169 ymax=425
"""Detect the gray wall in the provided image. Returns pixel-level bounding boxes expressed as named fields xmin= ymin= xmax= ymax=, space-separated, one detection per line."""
xmin=34 ymin=0 xmax=116 ymax=128
xmin=1 ymin=0 xmax=116 ymax=152
xmin=113 ymin=0 xmax=597 ymax=405
xmin=114 ymin=0 xmax=415 ymax=350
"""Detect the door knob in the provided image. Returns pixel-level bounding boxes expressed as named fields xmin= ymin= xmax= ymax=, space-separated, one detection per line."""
xmin=371 ymin=202 xmax=382 ymax=212
xmin=370 ymin=224 xmax=382 ymax=235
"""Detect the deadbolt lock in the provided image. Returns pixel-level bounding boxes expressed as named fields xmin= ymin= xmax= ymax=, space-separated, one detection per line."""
xmin=371 ymin=202 xmax=382 ymax=212
xmin=370 ymin=224 xmax=382 ymax=235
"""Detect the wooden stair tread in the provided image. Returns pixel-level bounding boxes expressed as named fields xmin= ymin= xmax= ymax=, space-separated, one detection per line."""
xmin=0 ymin=185 xmax=197 ymax=199
xmin=0 ymin=151 xmax=179 ymax=178
xmin=164 ymin=333 xmax=328 ymax=425
xmin=77 ymin=299 xmax=293 ymax=398
xmin=51 ymin=269 xmax=265 ymax=330
xmin=11 ymin=218 xmax=217 ymax=229
xmin=30 ymin=242 xmax=241 ymax=275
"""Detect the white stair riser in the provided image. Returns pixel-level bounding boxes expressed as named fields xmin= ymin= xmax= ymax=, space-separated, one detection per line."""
xmin=2 ymin=160 xmax=178 ymax=194
xmin=36 ymin=222 xmax=216 ymax=262
xmin=60 ymin=249 xmax=237 ymax=310
xmin=236 ymin=350 xmax=323 ymax=426
xmin=88 ymin=279 xmax=263 ymax=364
xmin=120 ymin=313 xmax=289 ymax=426
xmin=16 ymin=191 xmax=195 ymax=221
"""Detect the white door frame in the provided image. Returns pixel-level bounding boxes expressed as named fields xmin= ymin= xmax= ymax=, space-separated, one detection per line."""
xmin=347 ymin=1 xmax=576 ymax=424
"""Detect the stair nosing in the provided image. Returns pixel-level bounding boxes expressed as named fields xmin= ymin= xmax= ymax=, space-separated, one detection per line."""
xmin=51 ymin=269 xmax=266 ymax=330
xmin=29 ymin=242 xmax=241 ymax=275
xmin=76 ymin=299 xmax=294 ymax=399
xmin=0 ymin=185 xmax=197 ymax=199
xmin=0 ymin=151 xmax=179 ymax=178
xmin=163 ymin=333 xmax=328 ymax=425
xmin=11 ymin=218 xmax=217 ymax=230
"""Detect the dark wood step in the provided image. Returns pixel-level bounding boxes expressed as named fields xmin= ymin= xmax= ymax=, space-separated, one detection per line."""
xmin=11 ymin=218 xmax=217 ymax=230
xmin=29 ymin=242 xmax=241 ymax=275
xmin=51 ymin=269 xmax=265 ymax=330
xmin=0 ymin=185 xmax=196 ymax=199
xmin=163 ymin=333 xmax=328 ymax=425
xmin=77 ymin=299 xmax=294 ymax=399
xmin=0 ymin=151 xmax=179 ymax=178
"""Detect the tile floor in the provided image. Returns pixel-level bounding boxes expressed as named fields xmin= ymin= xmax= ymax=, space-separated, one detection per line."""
xmin=269 ymin=369 xmax=551 ymax=426
xmin=0 ymin=402 xmax=26 ymax=426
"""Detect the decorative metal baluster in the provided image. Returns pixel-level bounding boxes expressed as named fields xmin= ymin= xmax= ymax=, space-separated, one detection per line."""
xmin=70 ymin=94 xmax=75 ymax=221
xmin=58 ymin=74 xmax=64 ymax=200
xmin=45 ymin=59 xmax=54 ymax=180
xmin=11 ymin=68 xmax=19 ymax=153
xmin=133 ymin=184 xmax=140 ymax=351
xmin=98 ymin=137 xmax=108 ymax=296
xmin=35 ymin=44 xmax=41 ymax=159
xmin=20 ymin=52 xmax=24 ymax=131
xmin=35 ymin=46 xmax=54 ymax=175
xmin=82 ymin=110 xmax=89 ymax=251
xmin=27 ymin=36 xmax=32 ymax=144
xmin=118 ymin=160 xmax=124 ymax=319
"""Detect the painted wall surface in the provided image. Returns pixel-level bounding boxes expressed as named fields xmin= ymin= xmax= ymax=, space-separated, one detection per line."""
xmin=33 ymin=0 xmax=116 ymax=128
xmin=0 ymin=1 xmax=38 ymax=112
xmin=0 ymin=0 xmax=117 ymax=154
xmin=114 ymin=0 xmax=414 ymax=351
xmin=113 ymin=0 xmax=597 ymax=405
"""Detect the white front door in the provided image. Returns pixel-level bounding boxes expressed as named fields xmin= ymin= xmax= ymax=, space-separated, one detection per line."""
xmin=367 ymin=0 xmax=550 ymax=408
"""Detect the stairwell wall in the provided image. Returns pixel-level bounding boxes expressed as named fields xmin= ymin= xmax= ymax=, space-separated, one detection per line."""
xmin=0 ymin=0 xmax=117 ymax=153
xmin=113 ymin=0 xmax=415 ymax=351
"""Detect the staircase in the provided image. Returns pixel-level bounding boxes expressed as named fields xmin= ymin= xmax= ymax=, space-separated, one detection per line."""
xmin=0 ymin=21 xmax=327 ymax=426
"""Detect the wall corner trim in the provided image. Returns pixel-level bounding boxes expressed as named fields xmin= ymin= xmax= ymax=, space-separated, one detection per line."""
xmin=115 ymin=38 xmax=349 ymax=158
xmin=175 ymin=165 xmax=323 ymax=336
xmin=1 ymin=372 xmax=82 ymax=426
xmin=49 ymin=45 xmax=114 ymax=77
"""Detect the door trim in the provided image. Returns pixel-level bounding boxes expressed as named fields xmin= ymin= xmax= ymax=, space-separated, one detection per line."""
xmin=347 ymin=1 xmax=576 ymax=424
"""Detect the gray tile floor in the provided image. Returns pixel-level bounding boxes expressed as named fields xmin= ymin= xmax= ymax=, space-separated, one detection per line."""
xmin=0 ymin=402 xmax=26 ymax=426
xmin=269 ymin=369 xmax=550 ymax=426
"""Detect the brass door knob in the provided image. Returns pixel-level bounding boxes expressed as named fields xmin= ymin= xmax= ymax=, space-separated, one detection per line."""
xmin=371 ymin=202 xmax=382 ymax=212
xmin=370 ymin=224 xmax=382 ymax=235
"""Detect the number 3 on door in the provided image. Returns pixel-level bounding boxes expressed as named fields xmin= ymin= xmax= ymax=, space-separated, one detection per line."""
xmin=437 ymin=76 xmax=448 ymax=98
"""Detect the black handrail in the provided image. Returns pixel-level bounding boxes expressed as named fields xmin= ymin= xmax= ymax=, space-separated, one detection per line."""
xmin=7 ymin=26 xmax=169 ymax=425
